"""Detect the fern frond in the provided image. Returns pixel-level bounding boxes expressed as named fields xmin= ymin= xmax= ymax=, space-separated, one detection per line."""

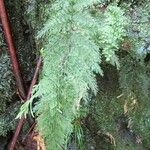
xmin=75 ymin=0 xmax=100 ymax=9
xmin=18 ymin=1 xmax=128 ymax=150
xmin=99 ymin=5 xmax=127 ymax=68
xmin=30 ymin=0 xmax=102 ymax=149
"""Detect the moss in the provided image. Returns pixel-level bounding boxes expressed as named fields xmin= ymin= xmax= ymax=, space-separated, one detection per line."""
xmin=6 ymin=0 xmax=37 ymax=82
xmin=0 ymin=28 xmax=15 ymax=114
xmin=0 ymin=102 xmax=21 ymax=136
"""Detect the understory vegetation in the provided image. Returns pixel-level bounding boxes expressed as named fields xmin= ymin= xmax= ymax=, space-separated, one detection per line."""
xmin=0 ymin=0 xmax=150 ymax=149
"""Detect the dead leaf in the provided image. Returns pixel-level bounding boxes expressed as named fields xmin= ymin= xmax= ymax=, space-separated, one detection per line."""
xmin=105 ymin=132 xmax=116 ymax=147
xmin=33 ymin=134 xmax=46 ymax=150
xmin=124 ymin=101 xmax=128 ymax=114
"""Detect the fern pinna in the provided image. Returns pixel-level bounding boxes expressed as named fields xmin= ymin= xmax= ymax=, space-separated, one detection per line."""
xmin=17 ymin=1 xmax=127 ymax=149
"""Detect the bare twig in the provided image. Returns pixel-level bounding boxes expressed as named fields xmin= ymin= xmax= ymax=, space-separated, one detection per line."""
xmin=0 ymin=1 xmax=42 ymax=149
xmin=9 ymin=57 xmax=42 ymax=150
xmin=22 ymin=122 xmax=36 ymax=143
xmin=0 ymin=0 xmax=27 ymax=100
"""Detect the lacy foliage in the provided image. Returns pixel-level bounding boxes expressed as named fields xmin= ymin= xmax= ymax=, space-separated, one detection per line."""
xmin=18 ymin=1 xmax=127 ymax=149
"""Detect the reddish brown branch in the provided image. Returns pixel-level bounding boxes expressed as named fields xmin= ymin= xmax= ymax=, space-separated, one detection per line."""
xmin=0 ymin=1 xmax=42 ymax=149
xmin=9 ymin=57 xmax=42 ymax=150
xmin=26 ymin=57 xmax=42 ymax=100
xmin=0 ymin=0 xmax=26 ymax=100
xmin=22 ymin=122 xmax=36 ymax=143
